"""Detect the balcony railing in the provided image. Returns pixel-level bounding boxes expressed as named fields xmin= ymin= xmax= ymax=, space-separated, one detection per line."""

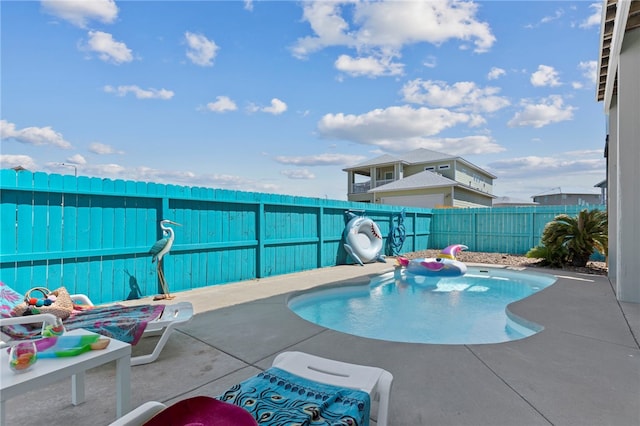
xmin=352 ymin=182 xmax=371 ymax=193
xmin=351 ymin=179 xmax=395 ymax=194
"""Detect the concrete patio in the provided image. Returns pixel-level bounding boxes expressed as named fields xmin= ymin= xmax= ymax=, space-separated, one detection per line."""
xmin=3 ymin=262 xmax=639 ymax=426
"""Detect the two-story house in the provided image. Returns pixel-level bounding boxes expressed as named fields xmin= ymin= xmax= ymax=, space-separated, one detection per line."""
xmin=532 ymin=187 xmax=603 ymax=206
xmin=343 ymin=148 xmax=496 ymax=208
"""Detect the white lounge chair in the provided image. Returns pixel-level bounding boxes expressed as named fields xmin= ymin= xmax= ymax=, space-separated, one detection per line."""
xmin=70 ymin=295 xmax=194 ymax=366
xmin=1 ymin=283 xmax=193 ymax=366
xmin=110 ymin=351 xmax=393 ymax=426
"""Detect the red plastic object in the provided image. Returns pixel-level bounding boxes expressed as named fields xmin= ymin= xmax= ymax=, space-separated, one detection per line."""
xmin=143 ymin=396 xmax=257 ymax=426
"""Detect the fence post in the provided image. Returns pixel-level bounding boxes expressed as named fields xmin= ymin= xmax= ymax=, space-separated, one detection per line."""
xmin=529 ymin=210 xmax=535 ymax=250
xmin=317 ymin=206 xmax=324 ymax=268
xmin=257 ymin=202 xmax=265 ymax=278
xmin=473 ymin=209 xmax=478 ymax=251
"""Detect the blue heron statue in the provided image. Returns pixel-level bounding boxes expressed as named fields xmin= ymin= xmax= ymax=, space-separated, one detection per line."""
xmin=149 ymin=219 xmax=181 ymax=300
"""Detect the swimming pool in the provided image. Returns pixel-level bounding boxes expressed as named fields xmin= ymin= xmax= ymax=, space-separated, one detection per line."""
xmin=288 ymin=267 xmax=557 ymax=344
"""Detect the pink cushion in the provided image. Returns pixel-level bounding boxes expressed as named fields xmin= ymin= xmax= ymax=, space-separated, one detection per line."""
xmin=0 ymin=282 xmax=34 ymax=338
xmin=143 ymin=396 xmax=257 ymax=426
xmin=0 ymin=282 xmax=24 ymax=317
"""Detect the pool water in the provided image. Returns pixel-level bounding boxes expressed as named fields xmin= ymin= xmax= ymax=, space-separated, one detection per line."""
xmin=288 ymin=267 xmax=556 ymax=345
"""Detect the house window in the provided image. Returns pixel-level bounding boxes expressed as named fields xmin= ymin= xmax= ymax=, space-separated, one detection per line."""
xmin=425 ymin=166 xmax=436 ymax=171
xmin=385 ymin=171 xmax=393 ymax=180
xmin=438 ymin=164 xmax=450 ymax=170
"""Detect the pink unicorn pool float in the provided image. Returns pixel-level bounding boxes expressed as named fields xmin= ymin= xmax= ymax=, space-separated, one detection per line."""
xmin=397 ymin=244 xmax=468 ymax=277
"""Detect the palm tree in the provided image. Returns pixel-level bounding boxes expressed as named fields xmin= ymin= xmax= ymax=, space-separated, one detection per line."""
xmin=525 ymin=244 xmax=568 ymax=267
xmin=541 ymin=209 xmax=608 ymax=267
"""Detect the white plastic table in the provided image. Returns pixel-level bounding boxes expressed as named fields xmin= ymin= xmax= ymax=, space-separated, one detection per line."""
xmin=0 ymin=329 xmax=131 ymax=424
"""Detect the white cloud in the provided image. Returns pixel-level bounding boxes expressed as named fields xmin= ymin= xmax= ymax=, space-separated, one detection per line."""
xmin=487 ymin=67 xmax=506 ymax=80
xmin=0 ymin=154 xmax=38 ymax=170
xmin=292 ymin=0 xmax=495 ymax=59
xmin=291 ymin=2 xmax=353 ymax=59
xmin=423 ymin=56 xmax=437 ymax=68
xmin=467 ymin=114 xmax=487 ymax=127
xmin=565 ymin=149 xmax=603 ymax=157
xmin=281 ymin=169 xmax=315 ymax=180
xmin=580 ymin=3 xmax=603 ymax=29
xmin=261 ymin=98 xmax=288 ymax=115
xmin=508 ymin=95 xmax=575 ymax=128
xmin=104 ymin=85 xmax=174 ymax=100
xmin=55 ymin=161 xmax=280 ymax=194
xmin=524 ymin=8 xmax=564 ymax=29
xmin=47 ymin=161 xmax=124 ymax=177
xmin=41 ymin=0 xmax=118 ymax=28
xmin=401 ymin=79 xmax=510 ymax=113
xmin=316 ymin=105 xmax=505 ymax=155
xmin=531 ymin=65 xmax=561 ymax=87
xmin=274 ymin=153 xmax=367 ymax=166
xmin=185 ymin=32 xmax=219 ymax=67
xmin=335 ymin=54 xmax=404 ymax=77
xmin=318 ymin=105 xmax=470 ymax=144
xmin=66 ymin=154 xmax=86 ymax=165
xmin=244 ymin=0 xmax=254 ymax=12
xmin=89 ymin=142 xmax=124 ymax=155
xmin=417 ymin=135 xmax=505 ymax=156
xmin=578 ymin=60 xmax=598 ymax=86
xmin=193 ymin=173 xmax=278 ymax=193
xmin=84 ymin=31 xmax=133 ymax=64
xmin=356 ymin=0 xmax=495 ymax=52
xmin=489 ymin=149 xmax=606 ymax=199
xmin=0 ymin=120 xmax=72 ymax=149
xmin=86 ymin=163 xmax=126 ymax=175
xmin=541 ymin=9 xmax=564 ymax=25
xmin=488 ymin=153 xmax=604 ymax=179
xmin=206 ymin=96 xmax=238 ymax=113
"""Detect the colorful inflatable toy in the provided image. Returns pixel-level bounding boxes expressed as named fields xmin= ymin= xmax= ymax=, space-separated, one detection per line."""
xmin=397 ymin=244 xmax=468 ymax=277
xmin=343 ymin=212 xmax=386 ymax=266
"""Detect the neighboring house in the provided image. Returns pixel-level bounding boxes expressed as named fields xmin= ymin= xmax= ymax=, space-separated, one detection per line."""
xmin=531 ymin=187 xmax=602 ymax=206
xmin=594 ymin=179 xmax=607 ymax=206
xmin=597 ymin=0 xmax=639 ymax=303
xmin=343 ymin=148 xmax=496 ymax=208
xmin=492 ymin=196 xmax=538 ymax=207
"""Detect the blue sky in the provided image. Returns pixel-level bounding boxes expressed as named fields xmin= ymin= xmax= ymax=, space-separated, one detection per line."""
xmin=1 ymin=0 xmax=606 ymax=201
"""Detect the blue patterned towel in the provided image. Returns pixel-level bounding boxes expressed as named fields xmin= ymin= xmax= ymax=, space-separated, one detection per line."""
xmin=218 ymin=367 xmax=371 ymax=426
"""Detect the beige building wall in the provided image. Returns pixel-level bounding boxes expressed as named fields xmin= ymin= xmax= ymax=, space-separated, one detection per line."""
xmin=455 ymin=164 xmax=493 ymax=194
xmin=453 ymin=188 xmax=493 ymax=208
xmin=373 ymin=187 xmax=453 ymax=207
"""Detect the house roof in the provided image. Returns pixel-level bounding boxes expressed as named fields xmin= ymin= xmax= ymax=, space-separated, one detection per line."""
xmin=344 ymin=148 xmax=497 ymax=178
xmin=597 ymin=0 xmax=640 ymax=105
xmin=347 ymin=153 xmax=407 ymax=169
xmin=370 ymin=170 xmax=497 ymax=199
xmin=396 ymin=148 xmax=456 ymax=163
xmin=368 ymin=170 xmax=458 ymax=193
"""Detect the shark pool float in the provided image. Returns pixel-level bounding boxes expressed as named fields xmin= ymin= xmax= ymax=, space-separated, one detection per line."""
xmin=397 ymin=244 xmax=468 ymax=277
xmin=343 ymin=212 xmax=386 ymax=266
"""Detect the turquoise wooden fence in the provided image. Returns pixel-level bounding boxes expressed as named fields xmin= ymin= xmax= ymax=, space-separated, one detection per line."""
xmin=0 ymin=170 xmax=606 ymax=304
xmin=429 ymin=205 xmax=607 ymax=254
xmin=0 ymin=170 xmax=430 ymax=304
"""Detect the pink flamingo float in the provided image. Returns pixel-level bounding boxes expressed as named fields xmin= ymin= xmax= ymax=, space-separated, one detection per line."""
xmin=397 ymin=244 xmax=468 ymax=277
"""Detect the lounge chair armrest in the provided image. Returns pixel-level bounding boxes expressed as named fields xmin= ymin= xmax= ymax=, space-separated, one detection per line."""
xmin=109 ymin=401 xmax=166 ymax=426
xmin=70 ymin=293 xmax=94 ymax=306
xmin=273 ymin=351 xmax=391 ymax=394
xmin=0 ymin=313 xmax=59 ymax=328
